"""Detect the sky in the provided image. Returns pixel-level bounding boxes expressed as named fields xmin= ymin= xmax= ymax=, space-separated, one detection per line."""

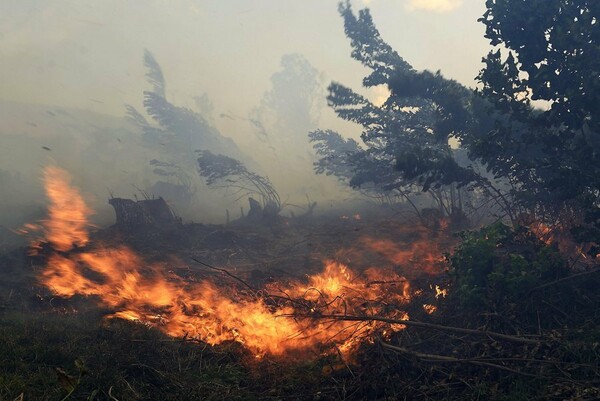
xmin=0 ymin=0 xmax=491 ymax=119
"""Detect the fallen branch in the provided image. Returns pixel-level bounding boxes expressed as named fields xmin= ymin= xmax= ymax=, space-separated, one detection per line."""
xmin=378 ymin=340 xmax=536 ymax=377
xmin=287 ymin=314 xmax=541 ymax=344
xmin=191 ymin=257 xmax=257 ymax=291
xmin=528 ymin=267 xmax=600 ymax=294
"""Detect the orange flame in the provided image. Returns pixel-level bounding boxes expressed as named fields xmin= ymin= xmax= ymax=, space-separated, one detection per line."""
xmin=359 ymin=235 xmax=447 ymax=277
xmin=32 ymin=166 xmax=448 ymax=357
xmin=42 ymin=166 xmax=93 ymax=251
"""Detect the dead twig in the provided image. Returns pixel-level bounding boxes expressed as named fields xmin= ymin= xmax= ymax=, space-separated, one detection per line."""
xmin=378 ymin=340 xmax=537 ymax=377
xmin=528 ymin=267 xmax=600 ymax=294
xmin=288 ymin=314 xmax=541 ymax=344
xmin=190 ymin=257 xmax=256 ymax=291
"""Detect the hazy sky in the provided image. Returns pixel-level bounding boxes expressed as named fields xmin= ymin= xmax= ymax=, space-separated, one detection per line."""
xmin=0 ymin=0 xmax=491 ymax=118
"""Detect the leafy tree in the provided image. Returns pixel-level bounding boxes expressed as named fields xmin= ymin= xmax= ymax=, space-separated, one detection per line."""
xmin=473 ymin=0 xmax=600 ymax=229
xmin=312 ymin=1 xmax=600 ymax=235
xmin=309 ymin=129 xmax=361 ymax=183
xmin=309 ymin=2 xmax=500 ymax=222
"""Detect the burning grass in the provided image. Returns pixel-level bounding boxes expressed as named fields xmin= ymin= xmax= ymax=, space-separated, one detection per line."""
xmin=24 ymin=166 xmax=451 ymax=358
xmin=3 ymin=165 xmax=600 ymax=400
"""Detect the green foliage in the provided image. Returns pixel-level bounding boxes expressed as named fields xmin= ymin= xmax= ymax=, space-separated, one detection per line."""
xmin=475 ymin=0 xmax=600 ymax=220
xmin=480 ymin=0 xmax=600 ymax=133
xmin=310 ymin=3 xmax=481 ymax=194
xmin=449 ymin=222 xmax=568 ymax=309
xmin=313 ymin=1 xmax=600 ymax=229
xmin=309 ymin=2 xmax=511 ymax=221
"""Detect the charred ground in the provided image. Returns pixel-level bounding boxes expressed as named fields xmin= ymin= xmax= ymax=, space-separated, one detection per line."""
xmin=1 ymin=205 xmax=600 ymax=400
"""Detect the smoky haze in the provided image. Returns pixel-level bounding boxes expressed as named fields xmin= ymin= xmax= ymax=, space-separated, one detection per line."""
xmin=0 ymin=0 xmax=490 ymax=233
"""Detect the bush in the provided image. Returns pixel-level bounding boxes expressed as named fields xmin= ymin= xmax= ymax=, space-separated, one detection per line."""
xmin=449 ymin=222 xmax=568 ymax=310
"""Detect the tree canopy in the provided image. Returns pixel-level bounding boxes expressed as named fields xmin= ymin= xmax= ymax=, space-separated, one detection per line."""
xmin=311 ymin=3 xmax=481 ymax=196
xmin=310 ymin=0 xmax=600 ymax=230
xmin=476 ymin=0 xmax=600 ymax=218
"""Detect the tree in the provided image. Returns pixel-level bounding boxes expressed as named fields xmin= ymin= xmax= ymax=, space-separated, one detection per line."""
xmin=311 ymin=1 xmax=600 ymax=235
xmin=251 ymin=54 xmax=323 ymax=157
xmin=125 ymin=50 xmax=249 ymax=206
xmin=196 ymin=150 xmax=281 ymax=215
xmin=249 ymin=54 xmax=325 ymax=198
xmin=309 ymin=2 xmax=497 ymax=222
xmin=474 ymin=0 xmax=600 ymax=228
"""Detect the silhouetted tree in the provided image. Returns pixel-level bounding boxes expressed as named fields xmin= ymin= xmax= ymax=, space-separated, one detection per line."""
xmin=473 ymin=0 xmax=600 ymax=225
xmin=250 ymin=53 xmax=324 ymax=191
xmin=313 ymin=0 xmax=600 ymax=237
xmin=125 ymin=50 xmax=248 ymax=205
xmin=196 ymin=150 xmax=281 ymax=213
xmin=310 ymin=2 xmax=491 ymax=222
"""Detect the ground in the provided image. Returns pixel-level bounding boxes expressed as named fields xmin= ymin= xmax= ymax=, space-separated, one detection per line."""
xmin=1 ymin=210 xmax=599 ymax=400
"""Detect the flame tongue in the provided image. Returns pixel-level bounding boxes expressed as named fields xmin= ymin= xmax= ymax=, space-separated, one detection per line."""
xmin=42 ymin=166 xmax=93 ymax=252
xmin=35 ymin=166 xmax=417 ymax=356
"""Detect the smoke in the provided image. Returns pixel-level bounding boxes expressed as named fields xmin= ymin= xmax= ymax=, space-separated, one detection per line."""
xmin=0 ymin=51 xmax=347 ymax=231
xmin=0 ymin=1 xmax=489 ymax=235
xmin=406 ymin=0 xmax=463 ymax=13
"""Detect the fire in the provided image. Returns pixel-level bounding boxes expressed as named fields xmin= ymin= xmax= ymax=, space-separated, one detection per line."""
xmin=298 ymin=260 xmax=353 ymax=299
xmin=42 ymin=166 xmax=93 ymax=251
xmin=528 ymin=221 xmax=555 ymax=246
xmin=359 ymin=235 xmax=448 ymax=277
xmin=434 ymin=284 xmax=448 ymax=298
xmin=422 ymin=304 xmax=437 ymax=314
xmin=31 ymin=166 xmax=445 ymax=357
xmin=528 ymin=220 xmax=596 ymax=265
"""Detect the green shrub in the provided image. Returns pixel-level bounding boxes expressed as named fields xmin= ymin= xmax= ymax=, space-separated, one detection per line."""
xmin=449 ymin=222 xmax=568 ymax=310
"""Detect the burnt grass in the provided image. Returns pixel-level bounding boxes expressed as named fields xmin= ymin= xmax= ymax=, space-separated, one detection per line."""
xmin=1 ymin=214 xmax=600 ymax=401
